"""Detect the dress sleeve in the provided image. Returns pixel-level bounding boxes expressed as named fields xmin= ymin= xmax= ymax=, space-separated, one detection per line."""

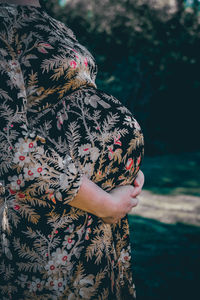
xmin=25 ymin=105 xmax=84 ymax=205
xmin=0 ymin=54 xmax=83 ymax=207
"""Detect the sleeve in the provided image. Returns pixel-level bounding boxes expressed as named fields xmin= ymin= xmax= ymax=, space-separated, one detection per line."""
xmin=0 ymin=54 xmax=83 ymax=209
xmin=25 ymin=106 xmax=84 ymax=205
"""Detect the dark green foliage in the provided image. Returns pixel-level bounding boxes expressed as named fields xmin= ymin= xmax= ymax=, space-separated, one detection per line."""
xmin=142 ymin=152 xmax=200 ymax=196
xmin=129 ymin=216 xmax=200 ymax=300
xmin=40 ymin=0 xmax=200 ymax=155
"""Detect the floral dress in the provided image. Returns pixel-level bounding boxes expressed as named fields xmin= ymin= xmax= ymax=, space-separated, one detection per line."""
xmin=0 ymin=4 xmax=144 ymax=300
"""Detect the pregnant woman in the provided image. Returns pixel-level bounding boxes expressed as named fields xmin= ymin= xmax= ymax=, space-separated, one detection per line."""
xmin=0 ymin=0 xmax=144 ymax=299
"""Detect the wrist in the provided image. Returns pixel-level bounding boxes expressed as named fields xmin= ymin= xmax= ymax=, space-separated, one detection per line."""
xmin=99 ymin=193 xmax=117 ymax=218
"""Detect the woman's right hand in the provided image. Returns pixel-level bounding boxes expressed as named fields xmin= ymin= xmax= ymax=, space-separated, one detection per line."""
xmin=69 ymin=175 xmax=143 ymax=224
xmin=102 ymin=185 xmax=139 ymax=224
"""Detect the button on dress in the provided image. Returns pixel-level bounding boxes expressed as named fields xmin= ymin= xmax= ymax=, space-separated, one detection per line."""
xmin=0 ymin=4 xmax=144 ymax=300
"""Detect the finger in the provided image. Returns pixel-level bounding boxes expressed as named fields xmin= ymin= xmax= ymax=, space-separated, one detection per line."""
xmin=130 ymin=186 xmax=142 ymax=198
xmin=134 ymin=170 xmax=144 ymax=188
xmin=130 ymin=197 xmax=139 ymax=208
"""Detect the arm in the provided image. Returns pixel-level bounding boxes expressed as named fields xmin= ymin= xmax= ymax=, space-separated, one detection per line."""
xmin=69 ymin=170 xmax=145 ymax=223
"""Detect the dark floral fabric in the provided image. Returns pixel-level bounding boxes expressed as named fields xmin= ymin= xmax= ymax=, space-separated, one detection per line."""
xmin=0 ymin=4 xmax=144 ymax=300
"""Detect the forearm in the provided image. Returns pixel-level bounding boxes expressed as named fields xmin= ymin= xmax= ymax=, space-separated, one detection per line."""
xmin=69 ymin=175 xmax=113 ymax=218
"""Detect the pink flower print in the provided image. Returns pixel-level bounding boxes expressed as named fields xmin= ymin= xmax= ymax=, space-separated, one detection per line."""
xmin=29 ymin=278 xmax=44 ymax=292
xmin=63 ymin=236 xmax=75 ymax=250
xmin=78 ymin=144 xmax=91 ymax=157
xmin=9 ymin=188 xmax=17 ymax=195
xmin=46 ymin=277 xmax=55 ymax=290
xmin=118 ymin=249 xmax=131 ymax=267
xmin=52 ymin=248 xmax=69 ymax=266
xmin=126 ymin=158 xmax=134 ymax=171
xmin=114 ymin=134 xmax=122 ymax=146
xmin=37 ymin=42 xmax=54 ymax=54
xmin=18 ymin=192 xmax=25 ymax=199
xmin=14 ymin=204 xmax=20 ymax=211
xmin=65 ymin=224 xmax=74 ymax=233
xmin=23 ymin=138 xmax=37 ymax=152
xmin=84 ymin=57 xmax=88 ymax=67
xmin=71 ymin=49 xmax=80 ymax=59
xmin=70 ymin=60 xmax=77 ymax=69
xmin=66 ymin=237 xmax=75 ymax=249
xmin=45 ymin=260 xmax=57 ymax=275
xmin=53 ymin=278 xmax=65 ymax=292
xmin=32 ymin=164 xmax=46 ymax=177
xmin=13 ymin=152 xmax=30 ymax=167
xmin=24 ymin=167 xmax=35 ymax=180
xmin=8 ymin=174 xmax=25 ymax=190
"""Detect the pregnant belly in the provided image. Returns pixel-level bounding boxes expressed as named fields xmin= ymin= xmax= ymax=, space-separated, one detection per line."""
xmin=65 ymin=87 xmax=144 ymax=191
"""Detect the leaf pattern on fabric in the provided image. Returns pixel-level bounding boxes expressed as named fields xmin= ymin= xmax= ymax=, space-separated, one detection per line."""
xmin=0 ymin=3 xmax=144 ymax=300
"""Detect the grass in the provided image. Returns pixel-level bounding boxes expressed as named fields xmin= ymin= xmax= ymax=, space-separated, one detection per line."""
xmin=140 ymin=152 xmax=200 ymax=196
xmin=128 ymin=152 xmax=200 ymax=300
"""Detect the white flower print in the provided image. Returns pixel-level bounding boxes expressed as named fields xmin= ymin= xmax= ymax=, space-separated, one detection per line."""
xmin=31 ymin=164 xmax=47 ymax=177
xmin=53 ymin=278 xmax=65 ymax=293
xmin=20 ymin=139 xmax=36 ymax=153
xmin=118 ymin=248 xmax=131 ymax=267
xmin=78 ymin=144 xmax=91 ymax=157
xmin=13 ymin=152 xmax=30 ymax=167
xmin=63 ymin=236 xmax=75 ymax=250
xmin=23 ymin=167 xmax=35 ymax=180
xmin=8 ymin=174 xmax=25 ymax=190
xmin=45 ymin=260 xmax=58 ymax=276
xmin=28 ymin=277 xmax=44 ymax=292
xmin=0 ymin=6 xmax=143 ymax=300
xmin=51 ymin=248 xmax=69 ymax=266
xmin=46 ymin=277 xmax=55 ymax=290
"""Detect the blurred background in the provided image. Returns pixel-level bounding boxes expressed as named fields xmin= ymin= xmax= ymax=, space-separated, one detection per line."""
xmin=41 ymin=1 xmax=200 ymax=299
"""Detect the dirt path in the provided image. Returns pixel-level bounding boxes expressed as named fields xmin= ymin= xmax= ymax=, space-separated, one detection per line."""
xmin=131 ymin=190 xmax=200 ymax=226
